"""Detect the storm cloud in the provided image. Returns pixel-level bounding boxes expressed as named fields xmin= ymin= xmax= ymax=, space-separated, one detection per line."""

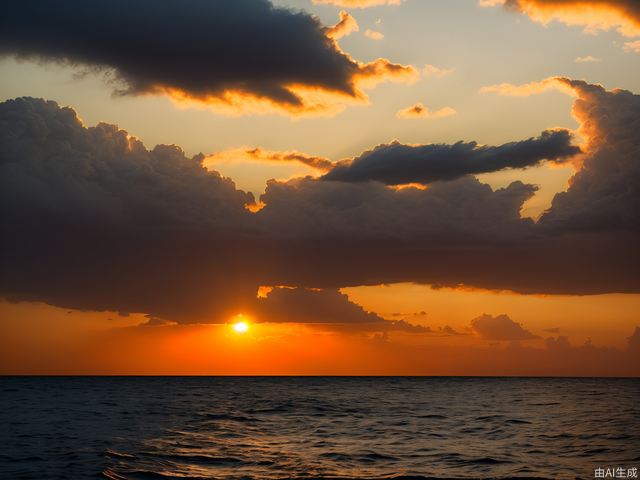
xmin=322 ymin=130 xmax=579 ymax=185
xmin=0 ymin=0 xmax=414 ymax=115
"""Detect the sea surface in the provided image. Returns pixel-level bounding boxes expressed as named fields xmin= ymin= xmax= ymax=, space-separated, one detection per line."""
xmin=0 ymin=377 xmax=638 ymax=480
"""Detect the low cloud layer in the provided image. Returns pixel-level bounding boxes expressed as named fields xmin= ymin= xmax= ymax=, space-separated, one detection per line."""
xmin=0 ymin=0 xmax=414 ymax=116
xmin=1 ymin=76 xmax=639 ymax=323
xmin=322 ymin=130 xmax=579 ymax=184
xmin=471 ymin=314 xmax=538 ymax=340
xmin=255 ymin=287 xmax=427 ymax=332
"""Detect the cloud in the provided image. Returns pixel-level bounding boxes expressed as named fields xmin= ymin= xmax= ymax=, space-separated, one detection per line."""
xmin=471 ymin=314 xmax=539 ymax=340
xmin=423 ymin=64 xmax=455 ymax=78
xmin=257 ymin=174 xmax=537 ymax=241
xmin=1 ymin=78 xmax=639 ymax=324
xmin=624 ymin=40 xmax=640 ymax=53
xmin=396 ymin=103 xmax=456 ymax=119
xmin=480 ymin=0 xmax=640 ymax=37
xmin=575 ymin=55 xmax=601 ymax=62
xmin=322 ymin=130 xmax=579 ymax=184
xmin=326 ymin=11 xmax=359 ymax=39
xmin=313 ymin=0 xmax=403 ymax=8
xmin=254 ymin=286 xmax=428 ymax=332
xmin=364 ymin=29 xmax=385 ymax=40
xmin=482 ymin=76 xmax=640 ymax=233
xmin=206 ymin=148 xmax=334 ymax=172
xmin=0 ymin=97 xmax=257 ymax=322
xmin=539 ymin=79 xmax=640 ymax=232
xmin=0 ymin=0 xmax=415 ymax=116
xmin=480 ymin=77 xmax=576 ymax=96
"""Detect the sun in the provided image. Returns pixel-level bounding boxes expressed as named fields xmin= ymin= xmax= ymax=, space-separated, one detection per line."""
xmin=233 ymin=321 xmax=249 ymax=334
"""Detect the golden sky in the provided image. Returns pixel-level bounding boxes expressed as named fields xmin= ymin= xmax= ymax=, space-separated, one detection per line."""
xmin=0 ymin=0 xmax=639 ymax=375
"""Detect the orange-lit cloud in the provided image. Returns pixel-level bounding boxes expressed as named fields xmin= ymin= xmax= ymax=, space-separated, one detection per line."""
xmin=479 ymin=76 xmax=577 ymax=96
xmin=313 ymin=0 xmax=403 ymax=8
xmin=326 ymin=10 xmax=359 ymax=39
xmin=481 ymin=0 xmax=640 ymax=37
xmin=396 ymin=102 xmax=457 ymax=119
xmin=352 ymin=58 xmax=418 ymax=89
xmin=575 ymin=55 xmax=601 ymax=62
xmin=624 ymin=40 xmax=640 ymax=52
xmin=206 ymin=147 xmax=334 ymax=173
xmin=364 ymin=29 xmax=384 ymax=40
xmin=1 ymin=1 xmax=416 ymax=117
xmin=422 ymin=64 xmax=455 ymax=78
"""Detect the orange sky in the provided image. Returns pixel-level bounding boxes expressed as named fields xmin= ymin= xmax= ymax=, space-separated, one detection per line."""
xmin=1 ymin=0 xmax=639 ymax=376
xmin=2 ymin=288 xmax=638 ymax=376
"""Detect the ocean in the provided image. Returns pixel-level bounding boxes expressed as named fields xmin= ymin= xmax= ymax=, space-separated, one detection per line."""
xmin=1 ymin=377 xmax=638 ymax=479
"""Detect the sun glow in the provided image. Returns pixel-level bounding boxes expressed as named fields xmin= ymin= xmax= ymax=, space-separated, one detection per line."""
xmin=233 ymin=321 xmax=249 ymax=334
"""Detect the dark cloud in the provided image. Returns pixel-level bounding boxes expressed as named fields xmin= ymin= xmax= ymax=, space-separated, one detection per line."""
xmin=0 ymin=97 xmax=258 ymax=322
xmin=1 ymin=79 xmax=639 ymax=323
xmin=540 ymin=80 xmax=640 ymax=232
xmin=323 ymin=130 xmax=579 ymax=185
xmin=0 ymin=0 xmax=414 ymax=115
xmin=471 ymin=314 xmax=538 ymax=341
xmin=254 ymin=287 xmax=428 ymax=332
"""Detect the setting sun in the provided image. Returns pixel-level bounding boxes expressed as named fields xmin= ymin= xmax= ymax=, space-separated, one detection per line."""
xmin=233 ymin=321 xmax=249 ymax=334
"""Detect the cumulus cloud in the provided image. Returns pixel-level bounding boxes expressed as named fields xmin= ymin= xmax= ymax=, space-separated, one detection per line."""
xmin=422 ymin=64 xmax=455 ymax=78
xmin=482 ymin=76 xmax=640 ymax=233
xmin=471 ymin=314 xmax=539 ymax=340
xmin=540 ymin=79 xmax=640 ymax=232
xmin=0 ymin=0 xmax=415 ymax=116
xmin=396 ymin=103 xmax=456 ymax=119
xmin=313 ymin=0 xmax=403 ymax=8
xmin=254 ymin=287 xmax=427 ymax=332
xmin=257 ymin=175 xmax=537 ymax=241
xmin=326 ymin=11 xmax=359 ymax=39
xmin=322 ymin=130 xmax=579 ymax=184
xmin=481 ymin=0 xmax=640 ymax=37
xmin=365 ymin=29 xmax=385 ymax=40
xmin=575 ymin=55 xmax=601 ymax=63
xmin=0 ymin=97 xmax=257 ymax=322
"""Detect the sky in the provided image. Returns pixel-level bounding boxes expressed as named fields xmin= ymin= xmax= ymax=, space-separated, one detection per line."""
xmin=0 ymin=0 xmax=639 ymax=375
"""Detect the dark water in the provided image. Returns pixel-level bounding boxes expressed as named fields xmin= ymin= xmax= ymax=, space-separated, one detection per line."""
xmin=1 ymin=378 xmax=638 ymax=480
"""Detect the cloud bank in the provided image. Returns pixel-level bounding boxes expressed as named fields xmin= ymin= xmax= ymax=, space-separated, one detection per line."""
xmin=1 ymin=77 xmax=639 ymax=323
